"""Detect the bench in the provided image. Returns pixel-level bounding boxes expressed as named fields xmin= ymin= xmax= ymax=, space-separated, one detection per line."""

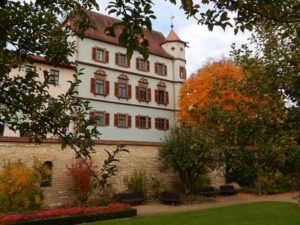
xmin=117 ymin=192 xmax=145 ymax=205
xmin=198 ymin=186 xmax=215 ymax=197
xmin=219 ymin=185 xmax=236 ymax=195
xmin=160 ymin=191 xmax=181 ymax=205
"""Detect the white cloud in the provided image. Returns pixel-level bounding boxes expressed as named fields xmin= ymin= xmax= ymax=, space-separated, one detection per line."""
xmin=96 ymin=1 xmax=252 ymax=76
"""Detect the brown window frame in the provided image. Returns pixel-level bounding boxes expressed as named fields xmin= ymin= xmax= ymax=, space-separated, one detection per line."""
xmin=115 ymin=76 xmax=131 ymax=99
xmin=136 ymin=81 xmax=151 ymax=103
xmin=135 ymin=115 xmax=151 ymax=129
xmin=114 ymin=113 xmax=131 ymax=128
xmin=136 ymin=58 xmax=150 ymax=72
xmin=92 ymin=47 xmax=109 ymax=63
xmin=90 ymin=76 xmax=109 ymax=96
xmin=155 ymin=83 xmax=169 ymax=105
xmin=90 ymin=111 xmax=110 ymax=127
xmin=155 ymin=118 xmax=169 ymax=130
xmin=115 ymin=52 xmax=130 ymax=68
xmin=154 ymin=62 xmax=167 ymax=76
xmin=179 ymin=66 xmax=186 ymax=79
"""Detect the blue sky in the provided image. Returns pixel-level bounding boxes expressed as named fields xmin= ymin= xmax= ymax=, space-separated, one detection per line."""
xmin=96 ymin=0 xmax=251 ymax=76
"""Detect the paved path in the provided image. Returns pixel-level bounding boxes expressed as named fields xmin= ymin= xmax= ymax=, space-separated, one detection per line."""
xmin=133 ymin=192 xmax=299 ymax=216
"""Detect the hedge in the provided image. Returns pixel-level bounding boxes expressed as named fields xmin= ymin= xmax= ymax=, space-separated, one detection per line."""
xmin=3 ymin=208 xmax=137 ymax=225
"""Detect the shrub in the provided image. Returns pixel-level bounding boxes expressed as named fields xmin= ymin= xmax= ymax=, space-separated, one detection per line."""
xmin=0 ymin=160 xmax=44 ymax=213
xmin=225 ymin=148 xmax=257 ymax=187
xmin=124 ymin=169 xmax=148 ymax=194
xmin=0 ymin=203 xmax=135 ymax=225
xmin=159 ymin=126 xmax=221 ymax=194
xmin=66 ymin=159 xmax=97 ymax=205
xmin=255 ymin=171 xmax=295 ymax=194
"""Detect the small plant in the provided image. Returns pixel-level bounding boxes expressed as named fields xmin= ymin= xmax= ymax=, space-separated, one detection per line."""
xmin=124 ymin=169 xmax=148 ymax=194
xmin=0 ymin=160 xmax=44 ymax=213
xmin=67 ymin=159 xmax=97 ymax=205
xmin=149 ymin=176 xmax=161 ymax=199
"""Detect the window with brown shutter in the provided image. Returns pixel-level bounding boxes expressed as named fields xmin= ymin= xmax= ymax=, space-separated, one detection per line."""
xmin=115 ymin=113 xmax=131 ymax=128
xmin=155 ymin=90 xmax=169 ymax=105
xmin=155 ymin=118 xmax=169 ymax=130
xmin=115 ymin=75 xmax=131 ymax=99
xmin=92 ymin=47 xmax=109 ymax=63
xmin=90 ymin=111 xmax=109 ymax=126
xmin=136 ymin=78 xmax=151 ymax=102
xmin=91 ymin=78 xmax=109 ymax=96
xmin=116 ymin=53 xmax=130 ymax=67
xmin=155 ymin=62 xmax=167 ymax=76
xmin=179 ymin=66 xmax=186 ymax=79
xmin=136 ymin=115 xmax=151 ymax=129
xmin=136 ymin=58 xmax=150 ymax=72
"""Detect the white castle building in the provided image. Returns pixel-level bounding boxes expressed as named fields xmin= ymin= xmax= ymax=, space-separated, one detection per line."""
xmin=71 ymin=11 xmax=187 ymax=143
xmin=1 ymin=11 xmax=187 ymax=144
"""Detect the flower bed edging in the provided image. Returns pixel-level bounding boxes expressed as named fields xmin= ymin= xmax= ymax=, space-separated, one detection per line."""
xmin=3 ymin=208 xmax=137 ymax=225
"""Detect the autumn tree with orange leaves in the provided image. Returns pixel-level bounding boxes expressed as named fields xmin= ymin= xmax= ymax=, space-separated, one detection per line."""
xmin=178 ymin=60 xmax=292 ymax=147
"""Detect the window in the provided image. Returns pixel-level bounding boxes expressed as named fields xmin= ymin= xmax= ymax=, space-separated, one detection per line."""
xmin=135 ymin=115 xmax=151 ymax=129
xmin=136 ymin=78 xmax=151 ymax=102
xmin=155 ymin=62 xmax=167 ymax=76
xmin=179 ymin=66 xmax=186 ymax=79
xmin=92 ymin=47 xmax=109 ymax=63
xmin=155 ymin=118 xmax=169 ymax=130
xmin=136 ymin=58 xmax=149 ymax=72
xmin=119 ymin=83 xmax=127 ymax=98
xmin=40 ymin=161 xmax=53 ymax=187
xmin=90 ymin=111 xmax=109 ymax=126
xmin=114 ymin=113 xmax=131 ymax=128
xmin=90 ymin=71 xmax=109 ymax=96
xmin=48 ymin=97 xmax=56 ymax=109
xmin=115 ymin=53 xmax=130 ymax=67
xmin=136 ymin=86 xmax=151 ymax=102
xmin=115 ymin=75 xmax=131 ymax=99
xmin=25 ymin=65 xmax=36 ymax=74
xmin=0 ymin=121 xmax=4 ymax=137
xmin=49 ymin=70 xmax=59 ymax=86
xmin=96 ymin=80 xmax=104 ymax=94
xmin=155 ymin=82 xmax=169 ymax=105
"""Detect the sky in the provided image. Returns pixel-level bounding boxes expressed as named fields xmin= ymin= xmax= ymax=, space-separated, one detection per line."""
xmin=96 ymin=0 xmax=251 ymax=76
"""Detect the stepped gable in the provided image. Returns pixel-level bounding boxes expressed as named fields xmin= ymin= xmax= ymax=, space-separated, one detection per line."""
xmin=85 ymin=11 xmax=174 ymax=59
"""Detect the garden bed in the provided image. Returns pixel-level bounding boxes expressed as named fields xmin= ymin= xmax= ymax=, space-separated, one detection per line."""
xmin=0 ymin=203 xmax=137 ymax=225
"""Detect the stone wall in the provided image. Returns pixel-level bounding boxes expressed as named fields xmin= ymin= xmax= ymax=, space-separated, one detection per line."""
xmin=0 ymin=141 xmax=224 ymax=208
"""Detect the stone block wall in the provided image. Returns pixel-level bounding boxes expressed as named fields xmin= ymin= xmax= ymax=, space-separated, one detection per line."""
xmin=0 ymin=141 xmax=225 ymax=208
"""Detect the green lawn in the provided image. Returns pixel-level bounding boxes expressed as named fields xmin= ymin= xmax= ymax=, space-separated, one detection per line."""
xmin=85 ymin=202 xmax=300 ymax=225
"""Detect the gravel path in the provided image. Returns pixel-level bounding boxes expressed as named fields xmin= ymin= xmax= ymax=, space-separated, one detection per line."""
xmin=133 ymin=192 xmax=299 ymax=216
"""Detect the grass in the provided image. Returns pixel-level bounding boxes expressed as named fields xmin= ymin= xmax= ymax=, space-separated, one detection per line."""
xmin=85 ymin=202 xmax=300 ymax=225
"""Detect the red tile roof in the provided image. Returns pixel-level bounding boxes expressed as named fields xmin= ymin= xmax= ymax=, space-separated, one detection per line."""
xmin=165 ymin=29 xmax=187 ymax=46
xmin=85 ymin=11 xmax=174 ymax=59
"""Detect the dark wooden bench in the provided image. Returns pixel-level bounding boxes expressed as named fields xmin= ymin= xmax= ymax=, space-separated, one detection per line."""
xmin=117 ymin=192 xmax=145 ymax=205
xmin=219 ymin=185 xmax=236 ymax=195
xmin=198 ymin=186 xmax=215 ymax=197
xmin=160 ymin=191 xmax=181 ymax=205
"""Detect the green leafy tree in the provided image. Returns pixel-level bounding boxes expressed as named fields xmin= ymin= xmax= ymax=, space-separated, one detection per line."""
xmin=159 ymin=126 xmax=221 ymax=194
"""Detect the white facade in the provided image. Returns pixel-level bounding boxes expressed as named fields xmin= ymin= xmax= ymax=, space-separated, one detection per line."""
xmin=73 ymin=12 xmax=187 ymax=143
xmin=1 ymin=61 xmax=74 ymax=137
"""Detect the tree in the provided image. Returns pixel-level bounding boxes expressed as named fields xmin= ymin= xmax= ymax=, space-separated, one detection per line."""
xmin=159 ymin=126 xmax=221 ymax=194
xmin=178 ymin=60 xmax=252 ymax=125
